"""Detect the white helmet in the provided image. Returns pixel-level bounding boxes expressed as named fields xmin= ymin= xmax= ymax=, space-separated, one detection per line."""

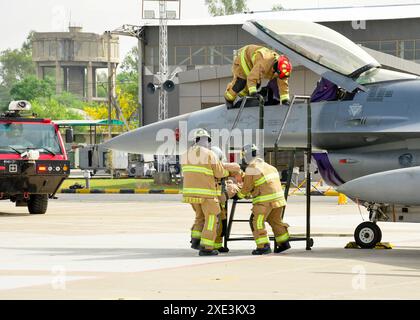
xmin=211 ymin=146 xmax=226 ymax=162
xmin=193 ymin=128 xmax=211 ymax=142
xmin=241 ymin=144 xmax=259 ymax=164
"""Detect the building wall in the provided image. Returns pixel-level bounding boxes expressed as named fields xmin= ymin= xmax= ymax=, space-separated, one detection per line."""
xmin=324 ymin=18 xmax=420 ymax=61
xmin=143 ymin=18 xmax=420 ymax=69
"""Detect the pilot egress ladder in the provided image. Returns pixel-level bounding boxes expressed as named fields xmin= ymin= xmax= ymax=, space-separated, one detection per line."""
xmin=224 ymin=95 xmax=314 ymax=251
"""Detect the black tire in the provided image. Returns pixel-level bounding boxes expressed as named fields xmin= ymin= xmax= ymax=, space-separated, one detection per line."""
xmin=28 ymin=194 xmax=48 ymax=215
xmin=354 ymin=222 xmax=382 ymax=249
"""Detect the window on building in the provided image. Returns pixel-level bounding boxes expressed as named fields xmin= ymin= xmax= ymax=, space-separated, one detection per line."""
xmin=175 ymin=46 xmax=191 ymax=65
xmin=415 ymin=40 xmax=420 ymax=62
xmin=361 ymin=41 xmax=380 ymax=51
xmin=145 ymin=46 xmax=158 ymax=66
xmin=399 ymin=40 xmax=414 ymax=60
xmin=380 ymin=41 xmax=397 ymax=56
xmin=191 ymin=47 xmax=207 ymax=65
xmin=208 ymin=46 xmax=222 ymax=65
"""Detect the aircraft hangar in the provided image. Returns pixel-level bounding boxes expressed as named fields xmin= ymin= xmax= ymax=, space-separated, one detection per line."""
xmin=139 ymin=4 xmax=420 ymax=125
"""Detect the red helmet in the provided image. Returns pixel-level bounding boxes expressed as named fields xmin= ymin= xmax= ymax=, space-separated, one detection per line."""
xmin=275 ymin=55 xmax=292 ymax=79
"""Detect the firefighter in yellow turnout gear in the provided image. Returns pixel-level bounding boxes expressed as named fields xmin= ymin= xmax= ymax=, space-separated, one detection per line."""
xmin=224 ymin=45 xmax=292 ymax=108
xmin=181 ymin=129 xmax=231 ymax=256
xmin=238 ymin=144 xmax=291 ymax=255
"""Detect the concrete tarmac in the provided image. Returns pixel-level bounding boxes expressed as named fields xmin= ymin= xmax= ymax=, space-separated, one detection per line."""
xmin=1 ymin=194 xmax=420 ymax=300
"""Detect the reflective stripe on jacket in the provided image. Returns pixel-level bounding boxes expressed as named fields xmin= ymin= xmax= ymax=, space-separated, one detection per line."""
xmin=181 ymin=145 xmax=229 ymax=202
xmin=237 ymin=158 xmax=286 ymax=206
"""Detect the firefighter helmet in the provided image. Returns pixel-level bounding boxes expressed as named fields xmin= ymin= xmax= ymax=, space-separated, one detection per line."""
xmin=193 ymin=128 xmax=211 ymax=142
xmin=275 ymin=55 xmax=292 ymax=79
xmin=241 ymin=144 xmax=259 ymax=164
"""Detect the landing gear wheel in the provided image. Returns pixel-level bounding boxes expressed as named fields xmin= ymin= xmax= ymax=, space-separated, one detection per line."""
xmin=354 ymin=222 xmax=382 ymax=249
xmin=28 ymin=194 xmax=48 ymax=215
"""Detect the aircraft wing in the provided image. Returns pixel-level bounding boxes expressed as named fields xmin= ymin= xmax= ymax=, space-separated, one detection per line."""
xmin=243 ymin=20 xmax=380 ymax=92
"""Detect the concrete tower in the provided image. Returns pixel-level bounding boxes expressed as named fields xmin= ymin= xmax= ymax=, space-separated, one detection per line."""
xmin=32 ymin=26 xmax=119 ymax=102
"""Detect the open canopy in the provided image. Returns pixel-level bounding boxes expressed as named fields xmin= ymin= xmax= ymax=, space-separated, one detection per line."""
xmin=243 ymin=19 xmax=385 ymax=91
xmin=252 ymin=20 xmax=380 ymax=77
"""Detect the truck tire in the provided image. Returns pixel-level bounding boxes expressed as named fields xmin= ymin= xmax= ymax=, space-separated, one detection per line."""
xmin=28 ymin=195 xmax=48 ymax=215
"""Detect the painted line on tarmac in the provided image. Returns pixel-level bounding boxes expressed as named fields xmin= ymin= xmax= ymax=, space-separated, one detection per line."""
xmin=60 ymin=189 xmax=340 ymax=196
xmin=60 ymin=189 xmax=181 ymax=195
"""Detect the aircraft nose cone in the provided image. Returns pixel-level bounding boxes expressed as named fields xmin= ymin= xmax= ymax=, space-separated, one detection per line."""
xmin=336 ymin=183 xmax=350 ymax=194
xmin=336 ymin=167 xmax=420 ymax=206
xmin=102 ymin=113 xmax=191 ymax=154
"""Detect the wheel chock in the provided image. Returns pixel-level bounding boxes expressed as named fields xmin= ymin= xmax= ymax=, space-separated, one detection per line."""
xmin=374 ymin=242 xmax=393 ymax=249
xmin=345 ymin=242 xmax=360 ymax=249
xmin=344 ymin=242 xmax=393 ymax=249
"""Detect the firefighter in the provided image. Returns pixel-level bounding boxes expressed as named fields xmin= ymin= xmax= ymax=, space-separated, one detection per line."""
xmin=181 ymin=129 xmax=230 ymax=256
xmin=224 ymin=45 xmax=292 ymax=108
xmin=211 ymin=146 xmax=241 ymax=253
xmin=237 ymin=144 xmax=291 ymax=255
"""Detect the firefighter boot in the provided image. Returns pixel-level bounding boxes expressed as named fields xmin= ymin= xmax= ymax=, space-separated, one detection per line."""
xmin=191 ymin=238 xmax=202 ymax=250
xmin=252 ymin=244 xmax=272 ymax=255
xmin=225 ymin=98 xmax=234 ymax=109
xmin=274 ymin=241 xmax=291 ymax=253
xmin=218 ymin=246 xmax=230 ymax=253
xmin=199 ymin=249 xmax=219 ymax=256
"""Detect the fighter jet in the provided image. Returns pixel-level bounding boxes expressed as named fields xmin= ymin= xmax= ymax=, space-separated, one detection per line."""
xmin=103 ymin=19 xmax=420 ymax=249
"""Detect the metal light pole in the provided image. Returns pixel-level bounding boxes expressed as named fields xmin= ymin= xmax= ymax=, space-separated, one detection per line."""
xmin=142 ymin=0 xmax=180 ymax=173
xmin=158 ymin=0 xmax=169 ymax=122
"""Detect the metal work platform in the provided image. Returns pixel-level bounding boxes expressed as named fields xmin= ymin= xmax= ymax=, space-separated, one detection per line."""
xmin=224 ymin=95 xmax=314 ymax=251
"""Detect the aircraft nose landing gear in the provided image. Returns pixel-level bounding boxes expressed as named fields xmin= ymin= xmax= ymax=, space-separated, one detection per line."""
xmin=354 ymin=221 xmax=382 ymax=248
xmin=354 ymin=203 xmax=385 ymax=249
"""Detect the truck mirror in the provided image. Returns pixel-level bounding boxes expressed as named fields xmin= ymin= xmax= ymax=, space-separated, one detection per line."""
xmin=65 ymin=128 xmax=74 ymax=143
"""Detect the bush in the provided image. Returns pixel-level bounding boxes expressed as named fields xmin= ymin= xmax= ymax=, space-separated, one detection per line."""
xmin=10 ymin=75 xmax=54 ymax=101
xmin=31 ymin=97 xmax=85 ymax=121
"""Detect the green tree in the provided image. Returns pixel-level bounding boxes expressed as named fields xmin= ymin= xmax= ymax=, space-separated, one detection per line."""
xmin=10 ymin=75 xmax=55 ymax=101
xmin=52 ymin=91 xmax=85 ymax=109
xmin=272 ymin=4 xmax=284 ymax=11
xmin=120 ymin=46 xmax=138 ymax=75
xmin=0 ymin=32 xmax=36 ymax=89
xmin=118 ymin=46 xmax=139 ymax=99
xmin=31 ymin=96 xmax=85 ymax=121
xmin=96 ymin=71 xmax=108 ymax=98
xmin=205 ymin=0 xmax=248 ymax=16
xmin=117 ymin=46 xmax=139 ymax=124
xmin=0 ymin=86 xmax=11 ymax=111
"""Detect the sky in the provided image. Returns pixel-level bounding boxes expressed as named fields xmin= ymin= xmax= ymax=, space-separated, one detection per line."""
xmin=1 ymin=0 xmax=420 ymax=59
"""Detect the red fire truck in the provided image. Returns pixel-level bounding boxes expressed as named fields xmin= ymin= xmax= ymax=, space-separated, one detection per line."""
xmin=0 ymin=101 xmax=70 ymax=214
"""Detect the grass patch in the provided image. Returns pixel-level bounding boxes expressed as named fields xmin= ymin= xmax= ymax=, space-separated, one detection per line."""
xmin=60 ymin=178 xmax=181 ymax=190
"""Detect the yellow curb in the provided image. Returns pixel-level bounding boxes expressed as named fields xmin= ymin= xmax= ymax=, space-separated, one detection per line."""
xmin=163 ymin=189 xmax=181 ymax=194
xmin=134 ymin=189 xmax=150 ymax=194
xmin=105 ymin=189 xmax=121 ymax=194
xmin=77 ymin=189 xmax=91 ymax=194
